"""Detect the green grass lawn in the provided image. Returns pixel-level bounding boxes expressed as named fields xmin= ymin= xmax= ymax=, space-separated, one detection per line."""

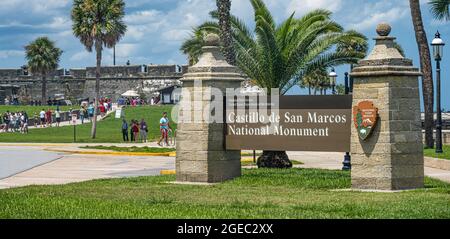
xmin=0 ymin=105 xmax=72 ymax=115
xmin=0 ymin=168 xmax=449 ymax=219
xmin=424 ymin=145 xmax=450 ymax=160
xmin=0 ymin=105 xmax=176 ymax=143
xmin=80 ymin=145 xmax=175 ymax=153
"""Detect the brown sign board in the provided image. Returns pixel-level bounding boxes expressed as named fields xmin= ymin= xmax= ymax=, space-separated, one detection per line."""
xmin=225 ymin=95 xmax=352 ymax=152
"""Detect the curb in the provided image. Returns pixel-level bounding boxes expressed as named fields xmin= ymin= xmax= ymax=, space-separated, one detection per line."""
xmin=160 ymin=170 xmax=176 ymax=175
xmin=425 ymin=157 xmax=450 ymax=171
xmin=44 ymin=149 xmax=176 ymax=157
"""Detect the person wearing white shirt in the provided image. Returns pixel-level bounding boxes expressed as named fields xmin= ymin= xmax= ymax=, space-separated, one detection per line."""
xmin=39 ymin=109 xmax=46 ymax=128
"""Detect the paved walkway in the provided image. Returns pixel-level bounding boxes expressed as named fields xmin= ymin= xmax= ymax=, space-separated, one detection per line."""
xmin=0 ymin=145 xmax=174 ymax=189
xmin=0 ymin=146 xmax=64 ymax=180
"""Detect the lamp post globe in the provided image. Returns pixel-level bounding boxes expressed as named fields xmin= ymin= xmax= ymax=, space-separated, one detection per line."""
xmin=432 ymin=31 xmax=445 ymax=60
xmin=431 ymin=31 xmax=445 ymax=154
xmin=329 ymin=68 xmax=338 ymax=95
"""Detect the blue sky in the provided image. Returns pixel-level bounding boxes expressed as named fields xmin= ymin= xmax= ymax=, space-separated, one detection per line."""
xmin=0 ymin=0 xmax=448 ymax=109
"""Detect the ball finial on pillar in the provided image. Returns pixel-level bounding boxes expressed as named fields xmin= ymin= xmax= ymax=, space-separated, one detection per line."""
xmin=204 ymin=33 xmax=220 ymax=46
xmin=376 ymin=23 xmax=392 ymax=37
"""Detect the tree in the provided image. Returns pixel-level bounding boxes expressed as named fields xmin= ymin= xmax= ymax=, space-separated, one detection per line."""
xmin=182 ymin=0 xmax=367 ymax=168
xmin=72 ymin=0 xmax=127 ymax=139
xmin=25 ymin=37 xmax=63 ymax=103
xmin=429 ymin=0 xmax=450 ymax=21
xmin=409 ymin=0 xmax=435 ymax=148
xmin=216 ymin=0 xmax=236 ymax=65
xmin=298 ymin=67 xmax=330 ymax=95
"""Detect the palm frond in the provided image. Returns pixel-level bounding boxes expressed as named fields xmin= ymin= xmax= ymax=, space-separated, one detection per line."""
xmin=429 ymin=0 xmax=450 ymax=21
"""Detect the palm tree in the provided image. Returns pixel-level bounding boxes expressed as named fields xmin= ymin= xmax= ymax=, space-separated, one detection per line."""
xmin=181 ymin=31 xmax=205 ymax=66
xmin=71 ymin=0 xmax=127 ymax=139
xmin=409 ymin=0 xmax=435 ymax=148
xmin=182 ymin=0 xmax=367 ymax=168
xmin=25 ymin=37 xmax=63 ymax=103
xmin=429 ymin=0 xmax=450 ymax=20
xmin=298 ymin=67 xmax=330 ymax=95
xmin=216 ymin=0 xmax=236 ymax=65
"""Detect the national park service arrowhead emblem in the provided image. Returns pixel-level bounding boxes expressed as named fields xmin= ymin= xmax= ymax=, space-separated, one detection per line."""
xmin=353 ymin=101 xmax=379 ymax=140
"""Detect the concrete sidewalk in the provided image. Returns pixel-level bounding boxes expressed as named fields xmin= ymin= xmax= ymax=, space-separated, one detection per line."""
xmin=0 ymin=153 xmax=175 ymax=189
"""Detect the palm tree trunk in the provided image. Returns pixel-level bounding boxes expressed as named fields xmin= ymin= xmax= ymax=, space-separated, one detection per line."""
xmin=257 ymin=151 xmax=292 ymax=169
xmin=216 ymin=0 xmax=236 ymax=65
xmin=308 ymin=85 xmax=311 ymax=95
xmin=410 ymin=0 xmax=435 ymax=148
xmin=41 ymin=75 xmax=47 ymax=104
xmin=91 ymin=40 xmax=102 ymax=139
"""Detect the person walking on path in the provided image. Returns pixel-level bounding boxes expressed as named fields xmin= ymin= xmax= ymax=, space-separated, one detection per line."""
xmin=80 ymin=106 xmax=87 ymax=124
xmin=45 ymin=109 xmax=53 ymax=128
xmin=157 ymin=112 xmax=171 ymax=146
xmin=99 ymin=103 xmax=106 ymax=117
xmin=129 ymin=119 xmax=135 ymax=142
xmin=132 ymin=120 xmax=139 ymax=142
xmin=33 ymin=112 xmax=38 ymax=127
xmin=39 ymin=109 xmax=46 ymax=128
xmin=140 ymin=118 xmax=148 ymax=143
xmin=122 ymin=118 xmax=129 ymax=142
xmin=87 ymin=103 xmax=94 ymax=122
xmin=55 ymin=109 xmax=61 ymax=127
xmin=20 ymin=111 xmax=28 ymax=134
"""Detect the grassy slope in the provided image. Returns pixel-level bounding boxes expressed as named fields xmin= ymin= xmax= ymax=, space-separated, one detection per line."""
xmin=424 ymin=145 xmax=450 ymax=160
xmin=0 ymin=168 xmax=449 ymax=219
xmin=0 ymin=106 xmax=176 ymax=143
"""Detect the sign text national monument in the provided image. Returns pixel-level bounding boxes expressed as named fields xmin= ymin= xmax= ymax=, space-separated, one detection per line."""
xmin=225 ymin=95 xmax=352 ymax=152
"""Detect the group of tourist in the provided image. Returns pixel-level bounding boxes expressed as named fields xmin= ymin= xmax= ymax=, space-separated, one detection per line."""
xmin=3 ymin=97 xmax=20 ymax=105
xmin=122 ymin=118 xmax=149 ymax=143
xmin=98 ymin=98 xmax=113 ymax=117
xmin=36 ymin=108 xmax=61 ymax=128
xmin=117 ymin=96 xmax=160 ymax=107
xmin=121 ymin=112 xmax=172 ymax=146
xmin=0 ymin=111 xmax=29 ymax=133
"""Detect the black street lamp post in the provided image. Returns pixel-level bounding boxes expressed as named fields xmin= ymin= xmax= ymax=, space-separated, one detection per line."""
xmin=329 ymin=68 xmax=337 ymax=95
xmin=342 ymin=72 xmax=351 ymax=170
xmin=431 ymin=31 xmax=445 ymax=154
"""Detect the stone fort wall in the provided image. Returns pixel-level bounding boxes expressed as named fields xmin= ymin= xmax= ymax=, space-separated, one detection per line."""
xmin=0 ymin=64 xmax=188 ymax=102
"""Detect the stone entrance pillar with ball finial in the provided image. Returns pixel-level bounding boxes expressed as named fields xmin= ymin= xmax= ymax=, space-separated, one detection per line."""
xmin=175 ymin=34 xmax=245 ymax=183
xmin=350 ymin=23 xmax=424 ymax=191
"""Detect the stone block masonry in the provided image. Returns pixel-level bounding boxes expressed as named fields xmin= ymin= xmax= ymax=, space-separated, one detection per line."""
xmin=350 ymin=24 xmax=424 ymax=191
xmin=176 ymin=34 xmax=245 ymax=183
xmin=0 ymin=64 xmax=187 ymax=102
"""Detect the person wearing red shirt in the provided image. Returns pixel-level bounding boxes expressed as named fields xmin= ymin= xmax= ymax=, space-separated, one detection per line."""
xmin=131 ymin=120 xmax=139 ymax=142
xmin=99 ymin=104 xmax=106 ymax=117
xmin=45 ymin=109 xmax=52 ymax=127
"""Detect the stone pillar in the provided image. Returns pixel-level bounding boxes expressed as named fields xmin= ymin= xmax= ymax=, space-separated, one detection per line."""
xmin=350 ymin=24 xmax=424 ymax=191
xmin=176 ymin=34 xmax=244 ymax=183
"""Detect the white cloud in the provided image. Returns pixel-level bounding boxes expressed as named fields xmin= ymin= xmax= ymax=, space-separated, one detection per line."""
xmin=0 ymin=0 xmax=70 ymax=14
xmin=347 ymin=7 xmax=409 ymax=31
xmin=343 ymin=0 xmax=410 ymax=31
xmin=45 ymin=16 xmax=71 ymax=30
xmin=0 ymin=50 xmax=24 ymax=59
xmin=115 ymin=43 xmax=138 ymax=57
xmin=124 ymin=10 xmax=163 ymax=24
xmin=70 ymin=51 xmax=91 ymax=62
xmin=288 ymin=0 xmax=343 ymax=17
